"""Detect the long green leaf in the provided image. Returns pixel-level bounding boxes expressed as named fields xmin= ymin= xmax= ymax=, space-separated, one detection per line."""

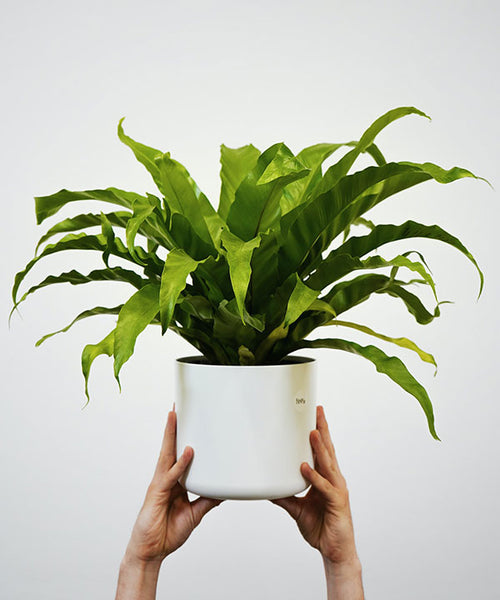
xmin=283 ymin=275 xmax=320 ymax=327
xmin=281 ymin=141 xmax=387 ymax=216
xmin=220 ymin=229 xmax=262 ymax=323
xmin=320 ymin=319 xmax=437 ymax=368
xmin=219 ymin=144 xmax=260 ymax=220
xmin=212 ymin=299 xmax=262 ymax=354
xmin=226 ymin=143 xmax=310 ymax=241
xmin=169 ymin=323 xmax=229 ymax=364
xmin=279 ymin=160 xmax=479 ymax=282
xmin=13 ymin=233 xmax=106 ymax=304
xmin=248 ymin=230 xmax=281 ymax=314
xmin=382 ymin=282 xmax=441 ymax=324
xmin=156 ymin=154 xmax=218 ymax=246
xmin=117 ymin=118 xmax=164 ymax=192
xmin=35 ymin=187 xmax=141 ymax=225
xmin=35 ymin=211 xmax=131 ymax=252
xmin=278 ymin=163 xmax=418 ymax=279
xmin=290 ymin=273 xmax=437 ymax=343
xmin=291 ymin=337 xmax=439 ymax=440
xmin=13 ymin=267 xmax=146 ymax=313
xmin=113 ymin=283 xmax=160 ymax=381
xmin=335 ymin=220 xmax=484 ymax=297
xmin=167 ymin=212 xmax=216 ymax=261
xmin=306 ymin=253 xmax=437 ymax=300
xmin=126 ymin=196 xmax=160 ymax=261
xmin=37 ymin=305 xmax=123 ymax=346
xmin=160 ymin=249 xmax=205 ymax=333
xmin=284 ymin=143 xmax=350 ymax=210
xmin=82 ymin=330 xmax=116 ymax=403
xmin=324 ymin=273 xmax=439 ymax=324
xmin=318 ymin=106 xmax=430 ymax=192
xmin=177 ymin=295 xmax=214 ymax=321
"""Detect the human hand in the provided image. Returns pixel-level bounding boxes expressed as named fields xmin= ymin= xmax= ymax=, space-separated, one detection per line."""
xmin=123 ymin=408 xmax=222 ymax=568
xmin=272 ymin=406 xmax=361 ymax=575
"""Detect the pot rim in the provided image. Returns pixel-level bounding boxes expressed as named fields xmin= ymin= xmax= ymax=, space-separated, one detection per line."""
xmin=176 ymin=355 xmax=315 ymax=367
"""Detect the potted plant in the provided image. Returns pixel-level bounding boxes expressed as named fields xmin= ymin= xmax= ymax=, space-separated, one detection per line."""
xmin=11 ymin=106 xmax=485 ymax=499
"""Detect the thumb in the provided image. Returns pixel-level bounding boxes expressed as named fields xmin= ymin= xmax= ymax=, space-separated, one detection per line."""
xmin=190 ymin=497 xmax=224 ymax=525
xmin=270 ymin=496 xmax=302 ymax=520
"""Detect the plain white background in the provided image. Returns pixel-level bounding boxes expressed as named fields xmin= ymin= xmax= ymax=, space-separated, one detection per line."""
xmin=1 ymin=1 xmax=499 ymax=598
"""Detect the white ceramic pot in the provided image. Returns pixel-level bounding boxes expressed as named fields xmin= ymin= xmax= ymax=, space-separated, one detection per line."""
xmin=175 ymin=355 xmax=316 ymax=500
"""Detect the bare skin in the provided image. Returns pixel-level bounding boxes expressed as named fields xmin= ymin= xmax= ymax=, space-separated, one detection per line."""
xmin=115 ymin=410 xmax=221 ymax=600
xmin=115 ymin=405 xmax=364 ymax=600
xmin=272 ymin=405 xmax=364 ymax=599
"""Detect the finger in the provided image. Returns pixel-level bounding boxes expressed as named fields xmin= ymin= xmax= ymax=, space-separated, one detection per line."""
xmin=300 ymin=461 xmax=335 ymax=501
xmin=154 ymin=410 xmax=178 ymax=478
xmin=317 ymin=405 xmax=341 ymax=472
xmin=190 ymin=497 xmax=223 ymax=525
xmin=163 ymin=445 xmax=194 ymax=489
xmin=310 ymin=429 xmax=338 ymax=487
xmin=270 ymin=496 xmax=302 ymax=521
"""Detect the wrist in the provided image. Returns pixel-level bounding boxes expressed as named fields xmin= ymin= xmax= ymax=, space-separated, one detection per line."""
xmin=323 ymin=554 xmax=362 ymax=580
xmin=121 ymin=550 xmax=163 ymax=576
xmin=323 ymin=555 xmax=364 ymax=600
xmin=116 ymin=552 xmax=162 ymax=600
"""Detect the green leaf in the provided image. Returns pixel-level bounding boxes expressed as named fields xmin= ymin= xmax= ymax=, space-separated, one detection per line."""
xmin=117 ymin=118 xmax=164 ymax=191
xmin=283 ymin=274 xmax=320 ymax=327
xmin=323 ymin=273 xmax=439 ymax=324
xmin=113 ymin=283 xmax=160 ymax=381
xmin=320 ymin=319 xmax=437 ymax=369
xmin=382 ymin=282 xmax=441 ymax=324
xmin=156 ymin=154 xmax=218 ymax=246
xmin=212 ymin=299 xmax=262 ymax=350
xmin=35 ymin=187 xmax=141 ymax=225
xmin=291 ymin=337 xmax=439 ymax=440
xmin=13 ymin=266 xmax=146 ymax=313
xmin=256 ymin=148 xmax=310 ymax=185
xmin=100 ymin=212 xmax=116 ymax=267
xmin=219 ymin=144 xmax=260 ymax=220
xmin=160 ymin=249 xmax=204 ymax=333
xmin=35 ymin=211 xmax=131 ymax=253
xmin=306 ymin=253 xmax=437 ymax=301
xmin=167 ymin=212 xmax=216 ymax=261
xmin=319 ymin=106 xmax=430 ymax=192
xmin=278 ymin=163 xmax=418 ymax=279
xmin=248 ymin=230 xmax=281 ymax=314
xmin=82 ymin=329 xmax=116 ymax=403
xmin=13 ymin=233 xmax=106 ymax=304
xmin=281 ymin=141 xmax=386 ymax=216
xmin=290 ymin=273 xmax=437 ymax=343
xmin=220 ymin=229 xmax=262 ymax=323
xmin=169 ymin=322 xmax=229 ymax=364
xmin=226 ymin=143 xmax=310 ymax=241
xmin=279 ymin=160 xmax=481 ymax=284
xmin=126 ymin=195 xmax=160 ymax=261
xmin=400 ymin=161 xmax=488 ymax=184
xmin=336 ymin=220 xmax=484 ymax=297
xmin=37 ymin=305 xmax=123 ymax=346
xmin=177 ymin=296 xmax=214 ymax=321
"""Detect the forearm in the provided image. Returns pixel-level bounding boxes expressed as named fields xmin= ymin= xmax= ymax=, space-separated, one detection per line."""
xmin=323 ymin=556 xmax=364 ymax=600
xmin=115 ymin=553 xmax=162 ymax=600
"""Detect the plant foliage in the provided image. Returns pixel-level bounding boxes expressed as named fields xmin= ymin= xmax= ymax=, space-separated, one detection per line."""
xmin=12 ymin=107 xmax=486 ymax=439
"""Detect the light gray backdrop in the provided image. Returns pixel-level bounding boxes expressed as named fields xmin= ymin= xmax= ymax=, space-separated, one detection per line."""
xmin=1 ymin=1 xmax=498 ymax=598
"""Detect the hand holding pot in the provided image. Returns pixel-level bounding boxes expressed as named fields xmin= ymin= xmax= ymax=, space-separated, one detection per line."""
xmin=116 ymin=409 xmax=221 ymax=599
xmin=272 ymin=406 xmax=364 ymax=598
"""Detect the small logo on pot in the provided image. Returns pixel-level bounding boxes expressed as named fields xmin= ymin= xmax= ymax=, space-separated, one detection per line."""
xmin=295 ymin=397 xmax=306 ymax=405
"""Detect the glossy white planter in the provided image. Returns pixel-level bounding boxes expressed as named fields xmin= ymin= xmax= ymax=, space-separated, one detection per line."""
xmin=175 ymin=355 xmax=316 ymax=500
